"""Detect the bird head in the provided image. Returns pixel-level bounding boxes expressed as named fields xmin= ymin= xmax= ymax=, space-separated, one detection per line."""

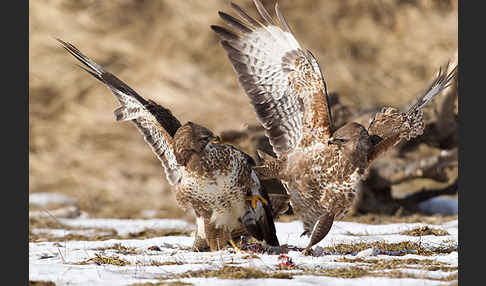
xmin=186 ymin=122 xmax=221 ymax=149
xmin=173 ymin=122 xmax=221 ymax=166
xmin=329 ymin=122 xmax=372 ymax=164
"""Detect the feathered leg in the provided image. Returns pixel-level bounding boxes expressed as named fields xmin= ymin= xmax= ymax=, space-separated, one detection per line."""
xmin=192 ymin=234 xmax=210 ymax=252
xmin=192 ymin=217 xmax=210 ymax=252
xmin=205 ymin=219 xmax=228 ymax=251
xmin=302 ymin=213 xmax=334 ymax=255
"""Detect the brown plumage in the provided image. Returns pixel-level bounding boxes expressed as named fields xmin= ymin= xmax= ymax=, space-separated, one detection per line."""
xmin=212 ymin=0 xmax=457 ymax=254
xmin=57 ymin=39 xmax=280 ymax=251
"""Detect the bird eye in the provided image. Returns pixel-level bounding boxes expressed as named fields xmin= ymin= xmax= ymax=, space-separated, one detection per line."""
xmin=209 ymin=135 xmax=222 ymax=144
xmin=328 ymin=137 xmax=349 ymax=145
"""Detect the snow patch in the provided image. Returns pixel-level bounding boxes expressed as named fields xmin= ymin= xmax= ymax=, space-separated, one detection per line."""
xmin=30 ymin=219 xmax=458 ymax=286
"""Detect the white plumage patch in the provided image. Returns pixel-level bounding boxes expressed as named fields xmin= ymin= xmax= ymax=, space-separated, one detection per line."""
xmin=210 ymin=200 xmax=246 ymax=230
xmin=196 ymin=217 xmax=206 ymax=239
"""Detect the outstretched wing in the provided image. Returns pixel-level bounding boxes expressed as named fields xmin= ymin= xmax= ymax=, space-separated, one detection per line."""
xmin=58 ymin=39 xmax=183 ymax=185
xmin=212 ymin=0 xmax=333 ymax=157
xmin=367 ymin=63 xmax=457 ymax=164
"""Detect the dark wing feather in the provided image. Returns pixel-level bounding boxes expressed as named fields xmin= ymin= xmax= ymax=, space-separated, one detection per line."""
xmin=235 ymin=147 xmax=279 ymax=246
xmin=212 ymin=1 xmax=333 ymax=157
xmin=367 ymin=63 xmax=457 ymax=164
xmin=57 ymin=39 xmax=183 ymax=185
xmin=267 ymin=192 xmax=290 ymax=218
xmin=230 ymin=1 xmax=262 ymax=28
xmin=252 ymin=0 xmax=276 ymax=25
xmin=241 ymin=183 xmax=280 ymax=246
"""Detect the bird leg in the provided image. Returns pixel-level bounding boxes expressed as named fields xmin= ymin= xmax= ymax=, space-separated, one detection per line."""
xmin=192 ymin=234 xmax=210 ymax=252
xmin=229 ymin=238 xmax=245 ymax=254
xmin=207 ymin=235 xmax=226 ymax=252
xmin=204 ymin=220 xmax=227 ymax=251
xmin=191 ymin=216 xmax=210 ymax=252
xmin=246 ymin=195 xmax=268 ymax=209
xmin=302 ymin=213 xmax=334 ymax=255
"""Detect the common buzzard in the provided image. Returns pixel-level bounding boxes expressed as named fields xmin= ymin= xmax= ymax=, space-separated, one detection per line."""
xmin=212 ymin=0 xmax=457 ymax=254
xmin=57 ymin=39 xmax=280 ymax=252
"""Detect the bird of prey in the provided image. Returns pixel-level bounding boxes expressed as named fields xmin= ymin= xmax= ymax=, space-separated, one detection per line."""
xmin=57 ymin=39 xmax=280 ymax=252
xmin=211 ymin=0 xmax=457 ymax=254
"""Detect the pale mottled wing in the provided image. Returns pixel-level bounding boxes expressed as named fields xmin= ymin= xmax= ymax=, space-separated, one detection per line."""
xmin=367 ymin=63 xmax=457 ymax=164
xmin=58 ymin=39 xmax=183 ymax=185
xmin=212 ymin=0 xmax=333 ymax=157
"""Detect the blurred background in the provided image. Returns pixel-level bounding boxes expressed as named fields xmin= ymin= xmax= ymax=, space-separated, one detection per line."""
xmin=29 ymin=0 xmax=457 ymax=222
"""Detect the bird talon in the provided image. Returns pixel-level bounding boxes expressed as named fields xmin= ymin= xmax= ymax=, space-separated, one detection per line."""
xmin=229 ymin=239 xmax=245 ymax=254
xmin=302 ymin=247 xmax=312 ymax=256
xmin=246 ymin=195 xmax=268 ymax=209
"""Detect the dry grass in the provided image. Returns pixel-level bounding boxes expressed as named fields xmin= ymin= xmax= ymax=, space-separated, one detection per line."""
xmin=295 ymin=264 xmax=457 ymax=280
xmin=321 ymin=240 xmax=455 ymax=256
xmin=340 ymin=213 xmax=458 ymax=225
xmin=74 ymin=253 xmax=130 ymax=266
xmin=400 ymin=225 xmax=449 ymax=236
xmin=130 ymin=282 xmax=193 ymax=286
xmin=75 ymin=253 xmax=131 ymax=266
xmin=174 ymin=266 xmax=293 ymax=279
xmin=28 ymin=225 xmax=191 ymax=242
xmin=29 ymin=282 xmax=56 ymax=286
xmin=30 ymin=0 xmax=457 ymax=220
xmin=94 ymin=243 xmax=139 ymax=255
xmin=337 ymin=257 xmax=458 ymax=272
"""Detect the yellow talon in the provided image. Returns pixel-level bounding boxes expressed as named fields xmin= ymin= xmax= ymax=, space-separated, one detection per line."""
xmin=229 ymin=239 xmax=244 ymax=253
xmin=246 ymin=195 xmax=268 ymax=209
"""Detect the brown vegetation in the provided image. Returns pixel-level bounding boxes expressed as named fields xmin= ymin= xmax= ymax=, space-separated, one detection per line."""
xmin=30 ymin=0 xmax=457 ymax=220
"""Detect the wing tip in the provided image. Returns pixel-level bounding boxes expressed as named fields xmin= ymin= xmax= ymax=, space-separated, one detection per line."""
xmin=218 ymin=11 xmax=253 ymax=34
xmin=56 ymin=38 xmax=106 ymax=78
xmin=210 ymin=25 xmax=240 ymax=41
xmin=252 ymin=0 xmax=276 ymax=25
xmin=407 ymin=61 xmax=458 ymax=114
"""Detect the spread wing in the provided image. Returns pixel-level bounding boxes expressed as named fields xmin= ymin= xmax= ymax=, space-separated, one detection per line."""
xmin=58 ymin=39 xmax=183 ymax=185
xmin=367 ymin=62 xmax=457 ymax=164
xmin=212 ymin=0 xmax=333 ymax=157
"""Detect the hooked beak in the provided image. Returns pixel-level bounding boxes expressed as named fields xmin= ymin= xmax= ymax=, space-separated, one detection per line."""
xmin=328 ymin=137 xmax=348 ymax=146
xmin=210 ymin=135 xmax=222 ymax=144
